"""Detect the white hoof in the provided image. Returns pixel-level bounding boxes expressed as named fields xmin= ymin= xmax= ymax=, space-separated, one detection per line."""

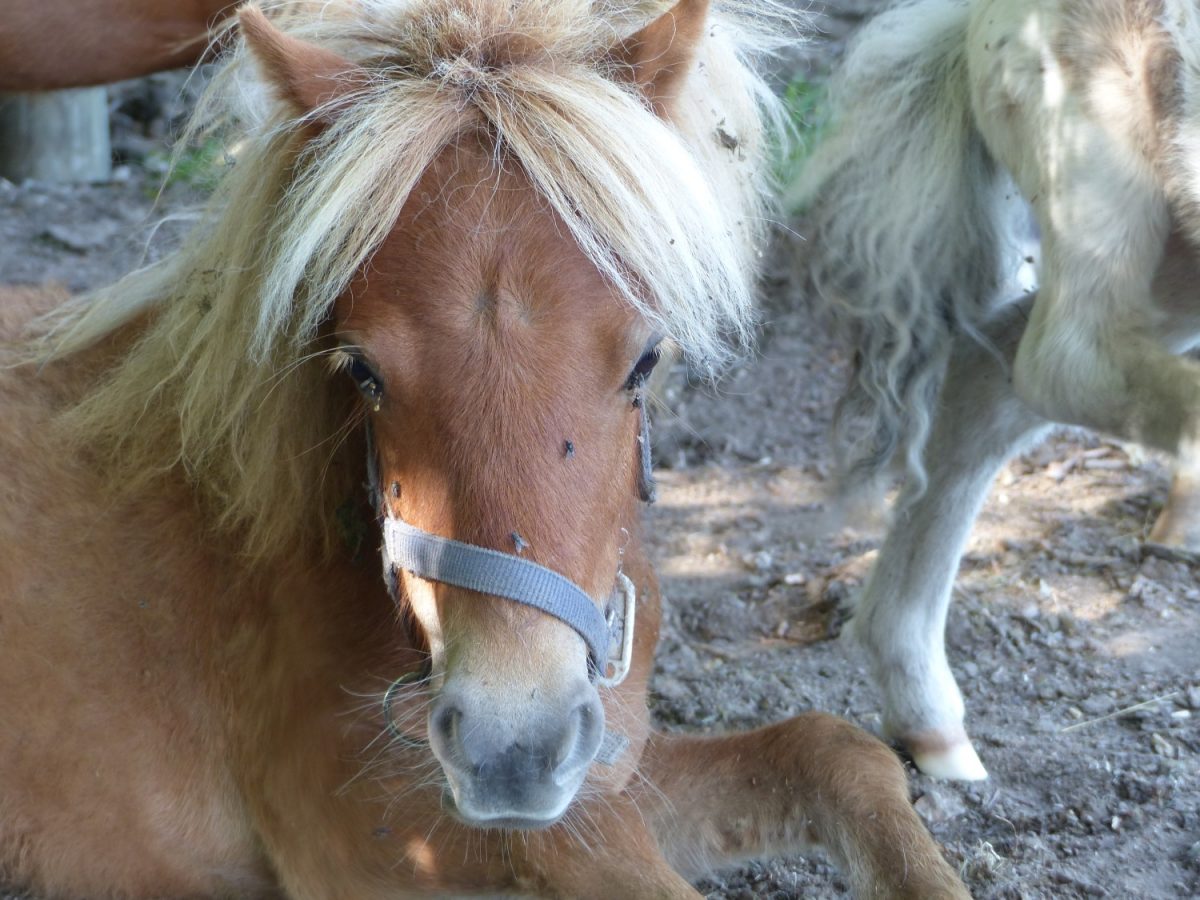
xmin=912 ymin=740 xmax=989 ymax=781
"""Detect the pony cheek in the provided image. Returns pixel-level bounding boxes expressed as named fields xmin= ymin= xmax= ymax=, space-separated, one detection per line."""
xmin=399 ymin=574 xmax=447 ymax=677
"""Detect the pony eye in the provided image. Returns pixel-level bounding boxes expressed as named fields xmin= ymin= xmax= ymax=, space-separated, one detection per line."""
xmin=625 ymin=341 xmax=662 ymax=390
xmin=346 ymin=355 xmax=384 ymax=407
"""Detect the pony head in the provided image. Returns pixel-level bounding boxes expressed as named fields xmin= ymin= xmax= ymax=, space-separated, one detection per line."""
xmin=243 ymin=0 xmax=716 ymax=825
xmin=52 ymin=0 xmax=775 ymax=828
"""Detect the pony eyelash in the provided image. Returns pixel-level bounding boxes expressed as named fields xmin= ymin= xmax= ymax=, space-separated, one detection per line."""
xmin=330 ymin=346 xmax=384 ymax=410
xmin=329 ymin=347 xmax=358 ymax=374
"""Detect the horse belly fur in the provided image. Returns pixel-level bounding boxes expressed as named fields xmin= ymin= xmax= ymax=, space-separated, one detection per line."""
xmin=969 ymin=0 xmax=1177 ymax=228
xmin=0 ymin=288 xmax=272 ymax=898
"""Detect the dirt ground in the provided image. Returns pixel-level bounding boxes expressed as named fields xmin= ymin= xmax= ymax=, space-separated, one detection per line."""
xmin=2 ymin=3 xmax=1198 ymax=898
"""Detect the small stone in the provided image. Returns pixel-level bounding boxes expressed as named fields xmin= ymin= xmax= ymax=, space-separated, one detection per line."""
xmin=913 ymin=784 xmax=967 ymax=824
xmin=1150 ymin=732 xmax=1176 ymax=758
xmin=41 ymin=221 xmax=118 ymax=252
xmin=783 ymin=572 xmax=807 ymax=586
xmin=1080 ymin=694 xmax=1115 ymax=716
xmin=652 ymin=674 xmax=689 ymax=704
xmin=1033 ymin=716 xmax=1059 ymax=733
xmin=741 ymin=550 xmax=772 ymax=572
xmin=1186 ymin=685 xmax=1200 ymax=710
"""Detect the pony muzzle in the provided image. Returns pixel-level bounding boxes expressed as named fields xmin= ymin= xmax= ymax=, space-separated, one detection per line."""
xmin=378 ymin=513 xmax=633 ymax=823
xmin=429 ymin=681 xmax=605 ymax=828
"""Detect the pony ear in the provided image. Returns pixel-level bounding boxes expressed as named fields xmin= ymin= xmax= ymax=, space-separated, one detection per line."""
xmin=239 ymin=5 xmax=365 ymax=120
xmin=612 ymin=0 xmax=709 ymax=115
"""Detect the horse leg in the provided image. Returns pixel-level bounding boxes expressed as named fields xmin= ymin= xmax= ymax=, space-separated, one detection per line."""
xmin=1009 ymin=209 xmax=1196 ymax=492
xmin=852 ymin=303 xmax=1049 ymax=780
xmin=244 ymin=678 xmax=697 ymax=898
xmin=1010 ymin=183 xmax=1200 ymax=555
xmin=1 ymin=0 xmax=238 ymax=90
xmin=1140 ymin=238 xmax=1200 ymax=551
xmin=1148 ymin=465 xmax=1200 ymax=549
xmin=246 ymin=739 xmax=698 ymax=899
xmin=971 ymin=0 xmax=1200 ymax=549
xmin=254 ymin=790 xmax=699 ymax=900
xmin=508 ymin=793 xmax=702 ymax=899
xmin=635 ymin=714 xmax=970 ymax=899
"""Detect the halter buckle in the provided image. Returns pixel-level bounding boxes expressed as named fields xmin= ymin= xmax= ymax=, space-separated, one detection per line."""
xmin=598 ymin=571 xmax=637 ymax=688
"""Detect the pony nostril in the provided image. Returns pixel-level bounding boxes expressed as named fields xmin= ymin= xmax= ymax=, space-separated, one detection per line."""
xmin=580 ymin=698 xmax=603 ymax=746
xmin=549 ymin=709 xmax=581 ymax=769
xmin=431 ymin=703 xmax=462 ymax=751
xmin=432 ymin=691 xmax=603 ymax=785
xmin=553 ymin=697 xmax=603 ymax=773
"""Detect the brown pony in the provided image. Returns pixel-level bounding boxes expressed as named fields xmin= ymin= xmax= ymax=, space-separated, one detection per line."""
xmin=0 ymin=1 xmax=969 ymax=897
xmin=0 ymin=0 xmax=238 ymax=90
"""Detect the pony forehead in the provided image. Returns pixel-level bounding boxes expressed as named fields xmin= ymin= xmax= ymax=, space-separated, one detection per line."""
xmin=39 ymin=0 xmax=782 ymax=561
xmin=340 ymin=138 xmax=646 ymax=336
xmin=212 ymin=0 xmax=771 ymax=368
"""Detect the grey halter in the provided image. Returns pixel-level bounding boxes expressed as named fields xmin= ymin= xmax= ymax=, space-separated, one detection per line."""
xmin=383 ymin=517 xmax=636 ymax=686
xmin=370 ymin=377 xmax=655 ymax=763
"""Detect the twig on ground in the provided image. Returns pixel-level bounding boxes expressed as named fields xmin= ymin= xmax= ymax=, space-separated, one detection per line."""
xmin=1059 ymin=691 xmax=1181 ymax=733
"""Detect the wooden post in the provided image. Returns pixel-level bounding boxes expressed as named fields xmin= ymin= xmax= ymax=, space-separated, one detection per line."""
xmin=0 ymin=87 xmax=111 ymax=183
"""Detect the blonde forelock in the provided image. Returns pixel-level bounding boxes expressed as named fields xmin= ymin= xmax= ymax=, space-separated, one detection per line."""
xmin=34 ymin=0 xmax=790 ymax=558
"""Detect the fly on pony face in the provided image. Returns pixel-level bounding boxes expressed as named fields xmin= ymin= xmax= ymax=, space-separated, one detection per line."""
xmin=0 ymin=1 xmax=970 ymax=897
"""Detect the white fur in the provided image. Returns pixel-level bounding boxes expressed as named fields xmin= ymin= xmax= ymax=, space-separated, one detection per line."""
xmin=798 ymin=0 xmax=1200 ymax=777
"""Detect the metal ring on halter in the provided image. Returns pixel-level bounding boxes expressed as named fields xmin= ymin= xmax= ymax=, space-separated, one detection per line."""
xmin=597 ymin=571 xmax=636 ymax=689
xmin=382 ymin=668 xmax=431 ymax=748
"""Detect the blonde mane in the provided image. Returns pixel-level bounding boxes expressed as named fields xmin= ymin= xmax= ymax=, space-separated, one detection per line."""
xmin=39 ymin=0 xmax=788 ymax=559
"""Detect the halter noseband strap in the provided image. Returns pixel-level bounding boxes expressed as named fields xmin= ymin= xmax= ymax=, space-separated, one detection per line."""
xmin=369 ymin=399 xmax=650 ymax=766
xmin=368 ymin=391 xmax=654 ymax=689
xmin=383 ymin=516 xmax=617 ymax=682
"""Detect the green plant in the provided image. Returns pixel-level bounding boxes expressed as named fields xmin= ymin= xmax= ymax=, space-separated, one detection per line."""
xmin=774 ymin=72 xmax=829 ymax=186
xmin=142 ymin=135 xmax=227 ymax=196
xmin=172 ymin=136 xmax=226 ymax=188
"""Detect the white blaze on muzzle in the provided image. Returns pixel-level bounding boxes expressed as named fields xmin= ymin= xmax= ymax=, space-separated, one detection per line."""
xmin=367 ymin=382 xmax=655 ymax=769
xmin=380 ymin=514 xmax=635 ymax=766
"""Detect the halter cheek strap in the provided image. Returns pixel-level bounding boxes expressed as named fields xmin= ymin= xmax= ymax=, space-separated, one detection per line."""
xmin=368 ymin=400 xmax=650 ymax=766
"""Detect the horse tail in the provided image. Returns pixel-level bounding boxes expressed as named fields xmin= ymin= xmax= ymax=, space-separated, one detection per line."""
xmin=790 ymin=0 xmax=1025 ymax=507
